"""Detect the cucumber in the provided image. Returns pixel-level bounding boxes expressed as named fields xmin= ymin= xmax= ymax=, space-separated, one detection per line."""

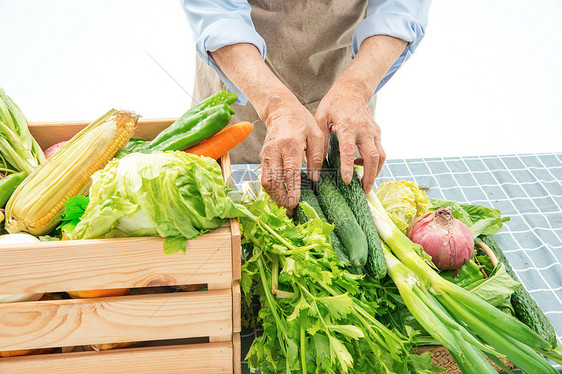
xmin=295 ymin=172 xmax=351 ymax=266
xmin=316 ymin=163 xmax=368 ymax=267
xmin=327 ymin=134 xmax=386 ymax=279
xmin=479 ymin=234 xmax=557 ymax=348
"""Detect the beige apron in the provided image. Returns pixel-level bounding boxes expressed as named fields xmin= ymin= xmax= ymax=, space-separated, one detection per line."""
xmin=193 ymin=0 xmax=375 ymax=164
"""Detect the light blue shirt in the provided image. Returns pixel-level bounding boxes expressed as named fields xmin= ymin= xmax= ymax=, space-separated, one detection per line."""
xmin=181 ymin=0 xmax=430 ymax=104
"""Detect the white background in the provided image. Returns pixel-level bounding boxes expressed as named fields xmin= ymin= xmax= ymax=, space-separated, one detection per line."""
xmin=0 ymin=0 xmax=560 ymax=161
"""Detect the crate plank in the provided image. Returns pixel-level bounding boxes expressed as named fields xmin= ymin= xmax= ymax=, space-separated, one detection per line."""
xmin=233 ymin=281 xmax=241 ymax=334
xmin=0 ymin=342 xmax=232 ymax=374
xmin=0 ymin=290 xmax=232 ymax=351
xmin=233 ymin=332 xmax=241 ymax=374
xmin=221 ymin=153 xmax=242 ymax=281
xmin=28 ymin=118 xmax=175 ymax=149
xmin=231 ymin=218 xmax=242 ymax=280
xmin=0 ymin=227 xmax=232 ymax=294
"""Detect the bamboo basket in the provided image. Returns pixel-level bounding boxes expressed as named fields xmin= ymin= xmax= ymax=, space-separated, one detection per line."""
xmin=0 ymin=118 xmax=241 ymax=374
xmin=414 ymin=345 xmax=515 ymax=373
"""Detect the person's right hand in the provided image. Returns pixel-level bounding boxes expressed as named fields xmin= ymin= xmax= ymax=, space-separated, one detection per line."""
xmin=208 ymin=43 xmax=328 ymax=210
xmin=259 ymin=94 xmax=327 ymax=211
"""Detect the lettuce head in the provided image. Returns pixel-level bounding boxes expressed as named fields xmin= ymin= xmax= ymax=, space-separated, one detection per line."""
xmin=374 ymin=180 xmax=431 ymax=233
xmin=68 ymin=151 xmax=242 ymax=254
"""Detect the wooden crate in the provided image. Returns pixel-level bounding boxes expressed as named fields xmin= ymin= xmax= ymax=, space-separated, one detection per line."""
xmin=0 ymin=118 xmax=242 ymax=373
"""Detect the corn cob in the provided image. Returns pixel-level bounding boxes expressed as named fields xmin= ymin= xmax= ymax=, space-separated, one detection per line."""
xmin=5 ymin=109 xmax=138 ymax=235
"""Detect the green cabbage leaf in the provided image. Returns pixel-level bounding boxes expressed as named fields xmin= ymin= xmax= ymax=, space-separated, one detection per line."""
xmin=68 ymin=151 xmax=242 ymax=254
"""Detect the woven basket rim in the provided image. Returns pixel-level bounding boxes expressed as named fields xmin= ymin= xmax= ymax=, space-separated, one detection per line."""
xmin=414 ymin=344 xmax=515 ymax=373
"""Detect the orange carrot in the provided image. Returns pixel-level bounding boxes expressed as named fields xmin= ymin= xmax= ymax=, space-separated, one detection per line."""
xmin=67 ymin=288 xmax=130 ymax=299
xmin=186 ymin=121 xmax=253 ymax=160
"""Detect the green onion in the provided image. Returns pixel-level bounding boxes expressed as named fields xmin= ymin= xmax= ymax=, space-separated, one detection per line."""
xmin=385 ymin=248 xmax=498 ymax=373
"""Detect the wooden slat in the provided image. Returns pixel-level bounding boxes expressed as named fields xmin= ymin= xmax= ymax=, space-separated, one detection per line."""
xmin=220 ymin=153 xmax=243 ymax=281
xmin=28 ymin=118 xmax=176 ymax=150
xmin=233 ymin=332 xmax=241 ymax=374
xmin=0 ymin=290 xmax=232 ymax=351
xmin=0 ymin=342 xmax=233 ymax=374
xmin=232 ymin=281 xmax=241 ymax=334
xmin=231 ymin=218 xmax=242 ymax=280
xmin=0 ymin=226 xmax=232 ymax=294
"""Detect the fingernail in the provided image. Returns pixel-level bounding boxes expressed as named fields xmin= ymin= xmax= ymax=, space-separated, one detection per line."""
xmin=344 ymin=172 xmax=352 ymax=184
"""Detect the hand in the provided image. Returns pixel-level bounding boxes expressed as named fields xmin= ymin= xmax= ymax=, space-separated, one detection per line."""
xmin=315 ymin=35 xmax=407 ymax=192
xmin=209 ymin=44 xmax=327 ymax=211
xmin=315 ymin=78 xmax=386 ymax=193
xmin=259 ymin=94 xmax=326 ymax=210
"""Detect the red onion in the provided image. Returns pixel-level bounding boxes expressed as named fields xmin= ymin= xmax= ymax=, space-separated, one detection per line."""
xmin=43 ymin=141 xmax=68 ymax=159
xmin=407 ymin=208 xmax=474 ymax=270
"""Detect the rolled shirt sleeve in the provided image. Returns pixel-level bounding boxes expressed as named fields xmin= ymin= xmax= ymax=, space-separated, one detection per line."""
xmin=353 ymin=0 xmax=431 ymax=94
xmin=181 ymin=0 xmax=266 ymax=104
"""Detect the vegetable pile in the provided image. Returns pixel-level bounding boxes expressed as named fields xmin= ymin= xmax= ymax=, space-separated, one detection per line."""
xmin=366 ymin=191 xmax=561 ymax=373
xmin=0 ymin=88 xmax=255 ymax=356
xmin=239 ymin=135 xmax=561 ymax=373
xmin=240 ymin=186 xmax=438 ymax=373
xmin=0 ymin=88 xmax=252 ymax=239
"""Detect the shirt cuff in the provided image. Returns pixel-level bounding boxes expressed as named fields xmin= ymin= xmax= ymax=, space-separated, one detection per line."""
xmin=352 ymin=11 xmax=426 ymax=94
xmin=195 ymin=18 xmax=266 ymax=105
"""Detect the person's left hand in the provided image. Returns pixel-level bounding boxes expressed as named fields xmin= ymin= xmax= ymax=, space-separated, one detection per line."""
xmin=315 ymin=77 xmax=386 ymax=193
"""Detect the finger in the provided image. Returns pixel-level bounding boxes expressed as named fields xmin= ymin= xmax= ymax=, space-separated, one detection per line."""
xmin=282 ymin=152 xmax=302 ymax=209
xmin=374 ymin=137 xmax=386 ymax=178
xmin=336 ymin=130 xmax=356 ymax=185
xmin=305 ymin=130 xmax=326 ymax=182
xmin=261 ymin=152 xmax=288 ymax=206
xmin=357 ymin=137 xmax=379 ymax=193
xmin=314 ymin=111 xmax=331 ymax=161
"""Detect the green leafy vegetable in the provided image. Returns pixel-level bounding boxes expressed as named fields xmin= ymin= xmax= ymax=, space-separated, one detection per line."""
xmin=428 ymin=198 xmax=472 ymax=226
xmin=429 ymin=198 xmax=509 ymax=236
xmin=375 ymin=181 xmax=431 ymax=233
xmin=477 ymin=254 xmax=495 ymax=275
xmin=68 ymin=151 xmax=242 ymax=254
xmin=59 ymin=195 xmax=90 ymax=234
xmin=440 ymin=258 xmax=484 ymax=288
xmin=465 ymin=262 xmax=521 ymax=312
xmin=240 ymin=187 xmax=440 ymax=374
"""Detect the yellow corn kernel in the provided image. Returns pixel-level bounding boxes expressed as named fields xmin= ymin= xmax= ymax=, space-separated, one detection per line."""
xmin=5 ymin=110 xmax=138 ymax=235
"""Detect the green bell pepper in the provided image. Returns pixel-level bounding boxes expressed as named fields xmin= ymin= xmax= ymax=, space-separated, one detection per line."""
xmin=135 ymin=90 xmax=237 ymax=152
xmin=144 ymin=104 xmax=235 ymax=153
